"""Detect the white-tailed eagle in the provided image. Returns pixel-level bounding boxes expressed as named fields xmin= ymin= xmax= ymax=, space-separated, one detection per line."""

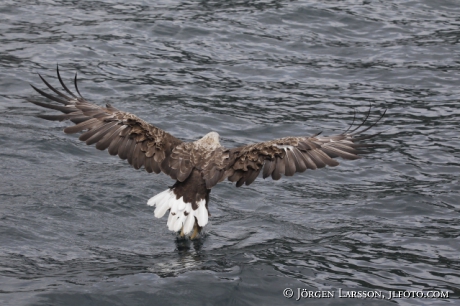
xmin=29 ymin=67 xmax=386 ymax=239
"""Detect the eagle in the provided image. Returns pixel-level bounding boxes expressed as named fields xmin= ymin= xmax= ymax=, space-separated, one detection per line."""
xmin=28 ymin=67 xmax=386 ymax=239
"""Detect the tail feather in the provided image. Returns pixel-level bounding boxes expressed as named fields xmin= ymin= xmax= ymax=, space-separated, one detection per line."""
xmin=147 ymin=188 xmax=209 ymax=236
xmin=196 ymin=200 xmax=208 ymax=227
xmin=147 ymin=189 xmax=172 ymax=218
xmin=183 ymin=211 xmax=195 ymax=234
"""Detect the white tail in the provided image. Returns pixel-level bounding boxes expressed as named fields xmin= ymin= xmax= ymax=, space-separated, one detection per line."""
xmin=147 ymin=189 xmax=208 ymax=235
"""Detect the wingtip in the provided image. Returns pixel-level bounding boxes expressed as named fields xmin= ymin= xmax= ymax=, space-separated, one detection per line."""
xmin=74 ymin=72 xmax=84 ymax=99
xmin=56 ymin=66 xmax=79 ymax=99
xmin=29 ymin=83 xmax=40 ymax=92
xmin=37 ymin=73 xmax=46 ymax=84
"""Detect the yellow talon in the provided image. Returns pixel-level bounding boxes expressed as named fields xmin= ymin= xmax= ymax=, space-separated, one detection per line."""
xmin=190 ymin=222 xmax=200 ymax=240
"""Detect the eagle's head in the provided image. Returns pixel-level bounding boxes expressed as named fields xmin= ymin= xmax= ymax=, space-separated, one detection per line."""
xmin=196 ymin=131 xmax=221 ymax=149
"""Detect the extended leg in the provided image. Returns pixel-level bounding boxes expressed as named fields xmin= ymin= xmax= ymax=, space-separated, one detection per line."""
xmin=190 ymin=222 xmax=201 ymax=240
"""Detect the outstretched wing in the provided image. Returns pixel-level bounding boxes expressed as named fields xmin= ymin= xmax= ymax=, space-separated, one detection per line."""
xmin=29 ymin=66 xmax=184 ymax=178
xmin=221 ymin=109 xmax=386 ymax=188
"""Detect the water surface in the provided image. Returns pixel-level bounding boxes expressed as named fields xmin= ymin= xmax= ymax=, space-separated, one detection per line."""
xmin=0 ymin=0 xmax=459 ymax=305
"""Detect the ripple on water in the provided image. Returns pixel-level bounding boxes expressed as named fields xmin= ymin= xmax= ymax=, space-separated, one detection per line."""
xmin=0 ymin=0 xmax=459 ymax=305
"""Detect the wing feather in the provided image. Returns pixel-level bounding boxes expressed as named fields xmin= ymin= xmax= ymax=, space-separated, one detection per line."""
xmin=301 ymin=152 xmax=317 ymax=170
xmin=271 ymin=157 xmax=285 ymax=180
xmin=177 ymin=159 xmax=193 ymax=182
xmin=80 ymin=121 xmax=117 ymax=143
xmin=64 ymin=118 xmax=101 ymax=134
xmin=262 ymin=159 xmax=276 ymax=179
xmin=306 ymin=150 xmax=327 ymax=168
xmin=236 ymin=176 xmax=245 ymax=187
xmin=244 ymin=168 xmax=261 ymax=186
xmin=118 ymin=135 xmax=136 ymax=160
xmin=132 ymin=142 xmax=145 ymax=170
xmin=108 ymin=133 xmax=125 ymax=156
xmin=284 ymin=149 xmax=297 ymax=176
xmin=96 ymin=125 xmax=126 ymax=151
xmin=221 ymin=109 xmax=385 ymax=187
xmin=29 ymin=68 xmax=184 ymax=179
xmin=144 ymin=156 xmax=154 ymax=173
xmin=29 ymin=99 xmax=76 ymax=113
xmin=291 ymin=148 xmax=307 ymax=173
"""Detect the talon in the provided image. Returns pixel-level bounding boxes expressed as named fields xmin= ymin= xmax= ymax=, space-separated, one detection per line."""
xmin=190 ymin=222 xmax=200 ymax=240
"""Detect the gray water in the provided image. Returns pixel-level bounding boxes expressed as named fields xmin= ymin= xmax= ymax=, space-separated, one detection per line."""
xmin=1 ymin=1 xmax=459 ymax=305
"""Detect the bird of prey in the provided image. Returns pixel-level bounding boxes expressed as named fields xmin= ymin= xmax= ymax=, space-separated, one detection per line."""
xmin=28 ymin=67 xmax=385 ymax=239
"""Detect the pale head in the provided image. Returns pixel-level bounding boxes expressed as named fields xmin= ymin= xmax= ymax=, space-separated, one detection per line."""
xmin=196 ymin=131 xmax=221 ymax=149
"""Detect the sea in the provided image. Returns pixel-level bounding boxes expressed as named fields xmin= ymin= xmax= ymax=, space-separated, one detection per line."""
xmin=0 ymin=0 xmax=459 ymax=305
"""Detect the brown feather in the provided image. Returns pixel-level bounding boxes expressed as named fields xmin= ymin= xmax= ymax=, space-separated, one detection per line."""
xmin=292 ymin=148 xmax=307 ymax=173
xmin=321 ymin=145 xmax=360 ymax=160
xmin=271 ymin=157 xmax=285 ymax=180
xmin=105 ymin=103 xmax=120 ymax=112
xmin=228 ymin=170 xmax=244 ymax=182
xmin=85 ymin=122 xmax=118 ymax=145
xmin=262 ymin=159 xmax=276 ymax=179
xmin=206 ymin=168 xmax=222 ymax=189
xmin=91 ymin=112 xmax=112 ymax=120
xmin=132 ymin=142 xmax=145 ymax=170
xmin=168 ymin=167 xmax=179 ymax=180
xmin=107 ymin=134 xmax=124 ymax=156
xmin=30 ymin=85 xmax=70 ymax=105
xmin=28 ymin=99 xmax=76 ymax=113
xmin=136 ymin=144 xmax=146 ymax=169
xmin=120 ymin=126 xmax=131 ymax=137
xmin=297 ymin=140 xmax=316 ymax=151
xmin=126 ymin=138 xmax=137 ymax=164
xmin=342 ymin=143 xmax=366 ymax=151
xmin=307 ymin=150 xmax=326 ymax=168
xmin=78 ymin=108 xmax=108 ymax=117
xmin=221 ymin=168 xmax=234 ymax=182
xmin=152 ymin=158 xmax=162 ymax=174
xmin=96 ymin=125 xmax=126 ymax=151
xmin=177 ymin=159 xmax=193 ymax=182
xmin=236 ymin=176 xmax=245 ymax=187
xmin=300 ymin=152 xmax=317 ymax=170
xmin=145 ymin=156 xmax=161 ymax=174
xmin=118 ymin=136 xmax=134 ymax=160
xmin=144 ymin=156 xmax=154 ymax=173
xmin=160 ymin=155 xmax=171 ymax=175
xmin=37 ymin=114 xmax=73 ymax=122
xmin=145 ymin=146 xmax=156 ymax=158
xmin=64 ymin=118 xmax=100 ymax=134
xmin=79 ymin=121 xmax=114 ymax=142
xmin=55 ymin=65 xmax=78 ymax=98
xmin=182 ymin=159 xmax=192 ymax=173
xmin=284 ymin=149 xmax=297 ymax=176
xmin=154 ymin=149 xmax=166 ymax=163
xmin=70 ymin=116 xmax=91 ymax=124
xmin=169 ymin=156 xmax=181 ymax=170
xmin=38 ymin=73 xmax=72 ymax=101
xmin=244 ymin=168 xmax=261 ymax=186
xmin=314 ymin=149 xmax=339 ymax=167
xmin=177 ymin=167 xmax=193 ymax=182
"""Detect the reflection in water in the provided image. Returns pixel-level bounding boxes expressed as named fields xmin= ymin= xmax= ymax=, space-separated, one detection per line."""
xmin=149 ymin=236 xmax=207 ymax=277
